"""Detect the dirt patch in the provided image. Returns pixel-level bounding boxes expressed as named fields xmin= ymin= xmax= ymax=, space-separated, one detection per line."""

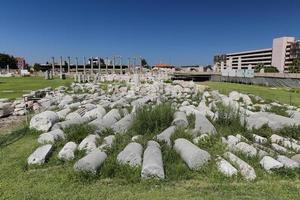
xmin=0 ymin=115 xmax=26 ymax=135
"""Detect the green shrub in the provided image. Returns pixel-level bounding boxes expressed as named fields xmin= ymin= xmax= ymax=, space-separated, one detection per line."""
xmin=64 ymin=124 xmax=95 ymax=143
xmin=130 ymin=103 xmax=175 ymax=136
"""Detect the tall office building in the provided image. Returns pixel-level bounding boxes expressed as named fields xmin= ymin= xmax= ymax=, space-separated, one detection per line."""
xmin=214 ymin=36 xmax=300 ymax=72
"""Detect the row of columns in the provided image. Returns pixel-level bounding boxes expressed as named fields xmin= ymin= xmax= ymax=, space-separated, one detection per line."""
xmin=50 ymin=56 xmax=143 ymax=78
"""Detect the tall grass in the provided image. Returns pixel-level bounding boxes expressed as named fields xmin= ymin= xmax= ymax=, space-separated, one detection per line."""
xmin=130 ymin=103 xmax=175 ymax=136
xmin=64 ymin=124 xmax=95 ymax=143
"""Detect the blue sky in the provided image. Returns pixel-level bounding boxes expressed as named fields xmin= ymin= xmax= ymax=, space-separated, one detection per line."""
xmin=0 ymin=0 xmax=299 ymax=65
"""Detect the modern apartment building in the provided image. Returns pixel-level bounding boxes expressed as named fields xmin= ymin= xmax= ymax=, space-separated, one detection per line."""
xmin=214 ymin=36 xmax=300 ymax=72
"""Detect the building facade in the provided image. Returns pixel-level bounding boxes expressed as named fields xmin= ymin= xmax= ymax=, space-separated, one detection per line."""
xmin=214 ymin=36 xmax=300 ymax=72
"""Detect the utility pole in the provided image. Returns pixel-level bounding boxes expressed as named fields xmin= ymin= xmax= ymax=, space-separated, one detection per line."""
xmin=75 ymin=57 xmax=78 ymax=74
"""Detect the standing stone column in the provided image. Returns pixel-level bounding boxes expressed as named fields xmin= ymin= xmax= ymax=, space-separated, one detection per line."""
xmin=52 ymin=57 xmax=55 ymax=76
xmin=67 ymin=56 xmax=71 ymax=75
xmin=112 ymin=56 xmax=115 ymax=74
xmin=90 ymin=57 xmax=94 ymax=75
xmin=120 ymin=56 xmax=123 ymax=75
xmin=60 ymin=56 xmax=63 ymax=79
xmin=128 ymin=57 xmax=131 ymax=74
xmin=83 ymin=56 xmax=86 ymax=82
xmin=98 ymin=57 xmax=101 ymax=74
xmin=75 ymin=57 xmax=78 ymax=74
xmin=105 ymin=57 xmax=108 ymax=74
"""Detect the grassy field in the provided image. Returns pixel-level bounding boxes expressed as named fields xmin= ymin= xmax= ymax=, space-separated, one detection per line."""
xmin=1 ymin=104 xmax=300 ymax=199
xmin=0 ymin=76 xmax=73 ymax=99
xmin=202 ymin=81 xmax=300 ymax=106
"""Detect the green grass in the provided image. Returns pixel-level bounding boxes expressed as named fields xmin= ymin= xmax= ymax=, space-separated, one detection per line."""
xmin=2 ymin=127 xmax=300 ymax=199
xmin=0 ymin=76 xmax=73 ymax=99
xmin=202 ymin=81 xmax=300 ymax=106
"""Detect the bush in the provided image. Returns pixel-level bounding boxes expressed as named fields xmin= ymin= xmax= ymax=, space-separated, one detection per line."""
xmin=64 ymin=124 xmax=95 ymax=143
xmin=130 ymin=103 xmax=175 ymax=136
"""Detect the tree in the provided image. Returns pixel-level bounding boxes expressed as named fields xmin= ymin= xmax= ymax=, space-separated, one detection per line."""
xmin=288 ymin=59 xmax=300 ymax=73
xmin=141 ymin=58 xmax=150 ymax=68
xmin=0 ymin=53 xmax=17 ymax=69
xmin=33 ymin=63 xmax=41 ymax=72
xmin=255 ymin=63 xmax=279 ymax=73
xmin=100 ymin=58 xmax=105 ymax=65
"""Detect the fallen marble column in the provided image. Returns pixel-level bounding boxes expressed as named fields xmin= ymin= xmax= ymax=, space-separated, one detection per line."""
xmin=74 ymin=149 xmax=107 ymax=174
xmin=56 ymin=108 xmax=72 ymax=120
xmin=78 ymin=134 xmax=100 ymax=153
xmin=30 ymin=111 xmax=59 ymax=132
xmin=277 ymin=155 xmax=299 ymax=169
xmin=0 ymin=102 xmax=13 ymax=117
xmin=83 ymin=106 xmax=106 ymax=120
xmin=98 ymin=135 xmax=116 ymax=151
xmin=260 ymin=156 xmax=283 ymax=172
xmin=28 ymin=144 xmax=53 ymax=165
xmin=141 ymin=141 xmax=165 ymax=179
xmin=38 ymin=129 xmax=65 ymax=144
xmin=172 ymin=111 xmax=188 ymax=128
xmin=58 ymin=142 xmax=77 ymax=161
xmin=224 ymin=151 xmax=256 ymax=181
xmin=89 ymin=109 xmax=121 ymax=133
xmin=174 ymin=138 xmax=211 ymax=170
xmin=156 ymin=126 xmax=176 ymax=146
xmin=111 ymin=113 xmax=135 ymax=134
xmin=51 ymin=116 xmax=91 ymax=130
xmin=192 ymin=113 xmax=217 ymax=136
xmin=216 ymin=156 xmax=238 ymax=177
xmin=117 ymin=142 xmax=143 ymax=167
xmin=234 ymin=142 xmax=257 ymax=157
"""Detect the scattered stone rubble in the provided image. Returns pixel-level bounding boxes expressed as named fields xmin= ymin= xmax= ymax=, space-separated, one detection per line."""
xmin=21 ymin=72 xmax=300 ymax=180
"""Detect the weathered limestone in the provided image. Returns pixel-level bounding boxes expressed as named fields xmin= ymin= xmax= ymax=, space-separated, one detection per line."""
xmin=28 ymin=144 xmax=53 ymax=165
xmin=224 ymin=152 xmax=256 ymax=180
xmin=78 ymin=134 xmax=100 ymax=153
xmin=83 ymin=106 xmax=106 ymax=120
xmin=56 ymin=108 xmax=72 ymax=120
xmin=74 ymin=149 xmax=107 ymax=174
xmin=98 ymin=135 xmax=115 ymax=151
xmin=90 ymin=109 xmax=121 ymax=132
xmin=216 ymin=156 xmax=238 ymax=177
xmin=192 ymin=113 xmax=217 ymax=136
xmin=172 ymin=111 xmax=188 ymax=128
xmin=30 ymin=111 xmax=59 ymax=132
xmin=253 ymin=134 xmax=268 ymax=144
xmin=141 ymin=141 xmax=165 ymax=179
xmin=277 ymin=155 xmax=299 ymax=169
xmin=156 ymin=126 xmax=176 ymax=146
xmin=234 ymin=142 xmax=257 ymax=157
xmin=0 ymin=102 xmax=13 ymax=117
xmin=174 ymin=138 xmax=211 ymax=170
xmin=58 ymin=142 xmax=77 ymax=161
xmin=291 ymin=154 xmax=300 ymax=164
xmin=66 ymin=112 xmax=82 ymax=121
xmin=260 ymin=156 xmax=283 ymax=172
xmin=117 ymin=142 xmax=143 ymax=167
xmin=111 ymin=113 xmax=135 ymax=134
xmin=38 ymin=129 xmax=65 ymax=144
xmin=271 ymin=143 xmax=290 ymax=153
xmin=245 ymin=112 xmax=297 ymax=131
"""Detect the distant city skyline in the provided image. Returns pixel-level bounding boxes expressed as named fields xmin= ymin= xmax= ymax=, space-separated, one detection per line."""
xmin=0 ymin=0 xmax=299 ymax=65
